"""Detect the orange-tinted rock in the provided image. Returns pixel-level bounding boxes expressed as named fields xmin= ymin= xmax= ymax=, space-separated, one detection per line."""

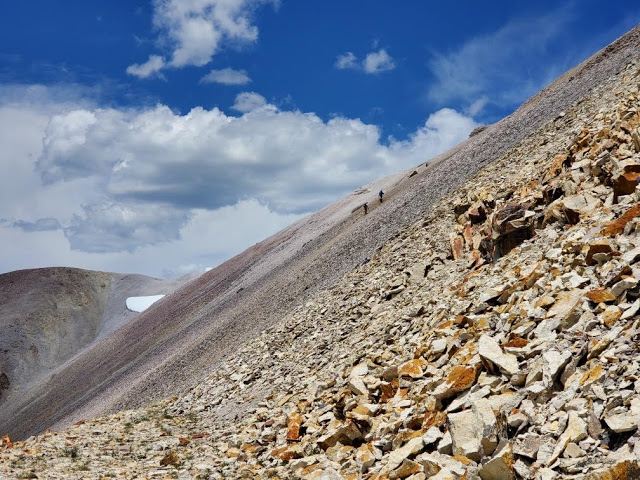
xmin=398 ymin=359 xmax=427 ymax=378
xmin=423 ymin=411 xmax=447 ymax=429
xmin=450 ymin=233 xmax=465 ymax=260
xmin=602 ymin=306 xmax=622 ymax=327
xmin=586 ymin=288 xmax=616 ymax=303
xmin=380 ymin=380 xmax=398 ymax=402
xmin=546 ymin=153 xmax=569 ymax=180
xmin=241 ymin=443 xmax=263 ymax=454
xmin=581 ymin=364 xmax=605 ymax=386
xmin=433 ymin=364 xmax=480 ymax=400
xmin=463 ymin=223 xmax=474 ymax=247
xmin=582 ymin=460 xmax=640 ymax=480
xmin=585 ymin=240 xmax=614 ymax=266
xmin=613 ymin=171 xmax=640 ymax=196
xmin=271 ymin=444 xmax=304 ymax=461
xmin=160 ymin=450 xmax=180 ymax=466
xmin=601 ymin=205 xmax=640 ymax=237
xmin=286 ymin=412 xmax=303 ymax=442
xmin=1 ymin=435 xmax=12 ymax=449
xmin=393 ymin=459 xmax=422 ymax=478
xmin=503 ymin=337 xmax=529 ymax=348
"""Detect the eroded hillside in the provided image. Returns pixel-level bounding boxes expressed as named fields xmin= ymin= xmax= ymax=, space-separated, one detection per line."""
xmin=2 ymin=26 xmax=638 ymax=448
xmin=0 ymin=268 xmax=111 ymax=403
xmin=2 ymin=40 xmax=640 ymax=480
xmin=0 ymin=268 xmax=193 ymax=412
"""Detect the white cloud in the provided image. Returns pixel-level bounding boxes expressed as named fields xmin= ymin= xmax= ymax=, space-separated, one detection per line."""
xmin=427 ymin=11 xmax=572 ymax=108
xmin=363 ymin=49 xmax=395 ymax=74
xmin=127 ymin=0 xmax=275 ymax=77
xmin=231 ymin=91 xmax=267 ymax=112
xmin=0 ymin=85 xmax=476 ymax=276
xmin=335 ymin=49 xmax=396 ymax=74
xmin=335 ymin=52 xmax=358 ymax=70
xmin=126 ymin=54 xmax=166 ymax=79
xmin=200 ymin=67 xmax=251 ymax=85
xmin=467 ymin=96 xmax=489 ymax=117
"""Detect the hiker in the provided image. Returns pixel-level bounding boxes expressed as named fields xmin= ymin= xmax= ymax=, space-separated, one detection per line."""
xmin=378 ymin=190 xmax=384 ymax=203
xmin=363 ymin=202 xmax=368 ymax=214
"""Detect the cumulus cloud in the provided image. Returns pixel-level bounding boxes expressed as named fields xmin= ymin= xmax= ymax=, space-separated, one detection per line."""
xmin=127 ymin=0 xmax=275 ymax=77
xmin=36 ymin=99 xmax=476 ymax=216
xmin=231 ymin=91 xmax=267 ymax=112
xmin=1 ymin=85 xmax=476 ymax=263
xmin=126 ymin=54 xmax=166 ymax=79
xmin=335 ymin=49 xmax=395 ymax=74
xmin=363 ymin=49 xmax=395 ymax=73
xmin=200 ymin=67 xmax=251 ymax=85
xmin=64 ymin=202 xmax=189 ymax=253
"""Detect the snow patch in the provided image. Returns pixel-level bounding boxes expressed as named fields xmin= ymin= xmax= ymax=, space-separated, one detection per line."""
xmin=125 ymin=295 xmax=165 ymax=313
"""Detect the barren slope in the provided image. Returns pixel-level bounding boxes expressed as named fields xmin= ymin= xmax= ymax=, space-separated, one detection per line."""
xmin=1 ymin=25 xmax=639 ymax=445
xmin=0 ymin=268 xmax=194 ymax=414
xmin=4 ymin=29 xmax=640 ymax=480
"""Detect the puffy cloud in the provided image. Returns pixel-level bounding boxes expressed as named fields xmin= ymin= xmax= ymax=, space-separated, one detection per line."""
xmin=127 ymin=0 xmax=275 ymax=76
xmin=335 ymin=49 xmax=395 ymax=74
xmin=35 ymin=99 xmax=475 ymax=216
xmin=200 ymin=67 xmax=251 ymax=85
xmin=126 ymin=54 xmax=166 ymax=79
xmin=363 ymin=49 xmax=395 ymax=74
xmin=64 ymin=202 xmax=189 ymax=253
xmin=1 ymin=85 xmax=476 ymax=265
xmin=231 ymin=91 xmax=267 ymax=112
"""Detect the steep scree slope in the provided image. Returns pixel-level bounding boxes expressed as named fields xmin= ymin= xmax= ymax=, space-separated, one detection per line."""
xmin=2 ymin=26 xmax=638 ymax=445
xmin=2 ymin=30 xmax=640 ymax=480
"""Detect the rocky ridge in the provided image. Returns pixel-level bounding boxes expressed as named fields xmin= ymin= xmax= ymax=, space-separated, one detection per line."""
xmin=2 ymin=61 xmax=640 ymax=480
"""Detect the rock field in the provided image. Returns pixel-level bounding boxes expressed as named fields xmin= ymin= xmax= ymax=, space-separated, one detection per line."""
xmin=3 ymin=44 xmax=640 ymax=480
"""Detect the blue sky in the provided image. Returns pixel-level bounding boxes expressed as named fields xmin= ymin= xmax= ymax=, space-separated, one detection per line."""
xmin=0 ymin=1 xmax=638 ymax=278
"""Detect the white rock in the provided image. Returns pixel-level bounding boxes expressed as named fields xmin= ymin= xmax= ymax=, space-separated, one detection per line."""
xmin=479 ymin=335 xmax=520 ymax=376
xmin=448 ymin=410 xmax=483 ymax=461
xmin=383 ymin=437 xmax=424 ymax=472
xmin=604 ymin=412 xmax=639 ymax=433
xmin=348 ymin=377 xmax=368 ymax=396
xmin=542 ymin=350 xmax=572 ymax=387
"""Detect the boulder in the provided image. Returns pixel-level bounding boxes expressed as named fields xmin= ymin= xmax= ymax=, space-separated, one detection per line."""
xmin=479 ymin=335 xmax=520 ymax=376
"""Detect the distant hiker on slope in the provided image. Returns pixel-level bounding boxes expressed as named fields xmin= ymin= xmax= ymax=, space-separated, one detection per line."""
xmin=378 ymin=190 xmax=384 ymax=203
xmin=363 ymin=202 xmax=368 ymax=214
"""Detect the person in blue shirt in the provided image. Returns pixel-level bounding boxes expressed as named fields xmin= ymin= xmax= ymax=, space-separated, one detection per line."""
xmin=378 ymin=190 xmax=384 ymax=203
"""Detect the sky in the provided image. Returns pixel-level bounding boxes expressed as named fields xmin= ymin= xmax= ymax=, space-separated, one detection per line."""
xmin=0 ymin=1 xmax=638 ymax=279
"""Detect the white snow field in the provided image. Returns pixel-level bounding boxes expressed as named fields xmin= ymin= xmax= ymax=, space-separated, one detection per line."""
xmin=125 ymin=295 xmax=165 ymax=312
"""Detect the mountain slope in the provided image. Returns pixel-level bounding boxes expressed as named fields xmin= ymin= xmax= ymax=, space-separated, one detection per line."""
xmin=1 ymin=27 xmax=639 ymax=471
xmin=0 ymin=28 xmax=640 ymax=476
xmin=3 ymin=32 xmax=640 ymax=480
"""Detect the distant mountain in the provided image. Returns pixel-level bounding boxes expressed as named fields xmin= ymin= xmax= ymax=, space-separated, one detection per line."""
xmin=0 ymin=267 xmax=194 ymax=410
